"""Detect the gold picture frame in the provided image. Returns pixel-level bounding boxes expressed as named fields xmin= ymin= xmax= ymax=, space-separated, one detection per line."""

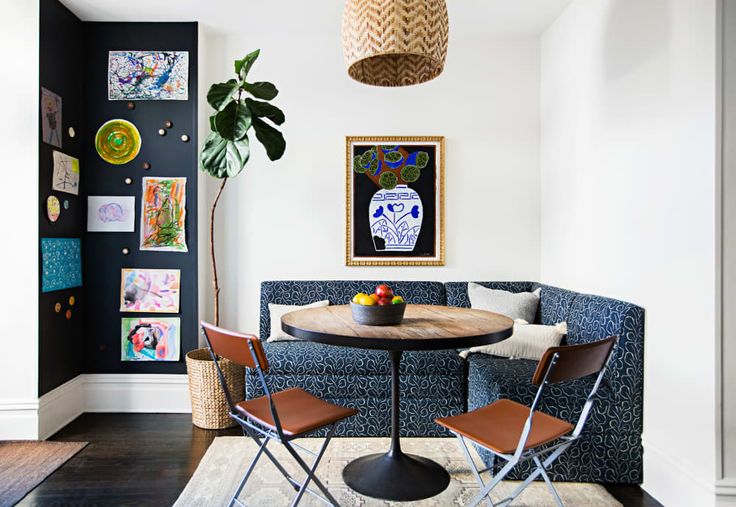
xmin=346 ymin=136 xmax=445 ymax=266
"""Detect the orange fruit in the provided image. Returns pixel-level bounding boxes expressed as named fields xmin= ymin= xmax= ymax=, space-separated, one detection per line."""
xmin=369 ymin=293 xmax=380 ymax=302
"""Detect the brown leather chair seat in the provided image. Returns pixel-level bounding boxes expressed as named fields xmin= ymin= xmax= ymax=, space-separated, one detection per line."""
xmin=236 ymin=387 xmax=358 ymax=436
xmin=435 ymin=399 xmax=574 ymax=455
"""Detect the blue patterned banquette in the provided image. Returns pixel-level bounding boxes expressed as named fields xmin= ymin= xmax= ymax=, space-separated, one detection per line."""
xmin=250 ymin=280 xmax=644 ymax=483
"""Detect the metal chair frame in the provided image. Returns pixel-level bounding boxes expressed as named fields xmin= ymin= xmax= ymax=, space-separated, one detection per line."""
xmin=451 ymin=339 xmax=618 ymax=507
xmin=201 ymin=325 xmax=343 ymax=507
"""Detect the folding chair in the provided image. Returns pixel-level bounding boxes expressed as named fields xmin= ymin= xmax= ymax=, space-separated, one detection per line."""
xmin=200 ymin=321 xmax=358 ymax=507
xmin=435 ymin=335 xmax=618 ymax=507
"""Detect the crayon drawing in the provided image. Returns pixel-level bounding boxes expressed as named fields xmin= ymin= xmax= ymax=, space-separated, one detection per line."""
xmin=41 ymin=87 xmax=62 ymax=148
xmin=121 ymin=317 xmax=180 ymax=361
xmin=120 ymin=268 xmax=180 ymax=313
xmin=108 ymin=51 xmax=189 ymax=100
xmin=52 ymin=151 xmax=80 ymax=195
xmin=140 ymin=177 xmax=187 ymax=252
xmin=41 ymin=238 xmax=82 ymax=292
xmin=87 ymin=196 xmax=135 ymax=232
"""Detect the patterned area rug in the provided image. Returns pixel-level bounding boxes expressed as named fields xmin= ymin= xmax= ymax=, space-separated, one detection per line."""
xmin=175 ymin=437 xmax=621 ymax=506
xmin=0 ymin=440 xmax=88 ymax=507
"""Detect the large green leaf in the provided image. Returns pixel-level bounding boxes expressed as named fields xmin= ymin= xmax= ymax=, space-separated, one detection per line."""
xmin=243 ymin=81 xmax=278 ymax=100
xmin=207 ymin=79 xmax=240 ymax=111
xmin=200 ymin=132 xmax=251 ymax=178
xmin=251 ymin=117 xmax=285 ymax=161
xmin=226 ymin=135 xmax=250 ymax=174
xmin=234 ymin=49 xmax=260 ymax=80
xmin=214 ymin=100 xmax=252 ymax=141
xmin=245 ymin=98 xmax=285 ymax=125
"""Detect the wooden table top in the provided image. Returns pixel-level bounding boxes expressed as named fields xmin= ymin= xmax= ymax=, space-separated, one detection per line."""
xmin=281 ymin=304 xmax=514 ymax=351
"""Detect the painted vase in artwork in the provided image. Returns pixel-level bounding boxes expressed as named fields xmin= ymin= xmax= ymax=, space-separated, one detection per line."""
xmin=368 ymin=185 xmax=423 ymax=252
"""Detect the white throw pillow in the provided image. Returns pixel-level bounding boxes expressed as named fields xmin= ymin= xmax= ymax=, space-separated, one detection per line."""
xmin=459 ymin=320 xmax=567 ymax=361
xmin=267 ymin=300 xmax=330 ymax=342
xmin=468 ymin=283 xmax=541 ymax=322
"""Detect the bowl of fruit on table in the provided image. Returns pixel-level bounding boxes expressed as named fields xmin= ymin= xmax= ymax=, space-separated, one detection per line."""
xmin=350 ymin=284 xmax=406 ymax=326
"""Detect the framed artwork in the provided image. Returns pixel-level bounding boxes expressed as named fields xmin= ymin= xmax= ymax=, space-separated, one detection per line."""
xmin=41 ymin=87 xmax=62 ymax=148
xmin=87 ymin=196 xmax=135 ymax=232
xmin=108 ymin=51 xmax=189 ymax=101
xmin=41 ymin=237 xmax=82 ymax=292
xmin=121 ymin=317 xmax=180 ymax=361
xmin=140 ymin=177 xmax=187 ymax=252
xmin=52 ymin=151 xmax=79 ymax=195
xmin=120 ymin=268 xmax=180 ymax=313
xmin=346 ymin=136 xmax=445 ymax=266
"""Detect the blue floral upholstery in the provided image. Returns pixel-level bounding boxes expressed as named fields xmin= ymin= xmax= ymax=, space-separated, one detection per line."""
xmin=252 ymin=281 xmax=462 ymax=437
xmin=449 ymin=282 xmax=644 ymax=483
xmin=253 ymin=280 xmax=644 ymax=483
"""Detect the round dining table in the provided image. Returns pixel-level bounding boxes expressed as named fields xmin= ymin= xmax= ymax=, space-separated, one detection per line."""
xmin=281 ymin=303 xmax=514 ymax=501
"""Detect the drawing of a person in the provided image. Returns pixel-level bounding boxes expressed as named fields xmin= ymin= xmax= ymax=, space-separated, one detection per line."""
xmin=44 ymin=98 xmax=60 ymax=146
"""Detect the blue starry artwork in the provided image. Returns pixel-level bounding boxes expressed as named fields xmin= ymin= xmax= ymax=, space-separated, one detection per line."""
xmin=41 ymin=238 xmax=82 ymax=292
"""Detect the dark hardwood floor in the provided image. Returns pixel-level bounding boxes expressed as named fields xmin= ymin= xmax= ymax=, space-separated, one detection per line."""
xmin=21 ymin=413 xmax=661 ymax=506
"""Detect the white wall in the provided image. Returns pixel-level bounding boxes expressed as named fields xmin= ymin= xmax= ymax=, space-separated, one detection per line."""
xmin=198 ymin=2 xmax=542 ymax=332
xmin=540 ymin=0 xmax=717 ymax=505
xmin=0 ymin=0 xmax=40 ymax=439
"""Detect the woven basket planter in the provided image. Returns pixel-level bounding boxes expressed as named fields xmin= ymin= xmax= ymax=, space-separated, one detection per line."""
xmin=342 ymin=0 xmax=449 ymax=87
xmin=186 ymin=348 xmax=244 ymax=430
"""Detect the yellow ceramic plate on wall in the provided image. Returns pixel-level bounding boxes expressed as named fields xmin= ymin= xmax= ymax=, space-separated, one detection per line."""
xmin=95 ymin=119 xmax=141 ymax=164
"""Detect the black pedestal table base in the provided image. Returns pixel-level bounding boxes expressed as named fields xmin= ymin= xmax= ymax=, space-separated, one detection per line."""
xmin=341 ymin=350 xmax=451 ymax=501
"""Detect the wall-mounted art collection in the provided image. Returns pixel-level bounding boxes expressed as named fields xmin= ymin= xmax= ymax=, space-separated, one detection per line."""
xmin=108 ymin=51 xmax=189 ymax=101
xmin=41 ymin=87 xmax=62 ymax=148
xmin=346 ymin=136 xmax=445 ymax=266
xmin=121 ymin=317 xmax=180 ymax=361
xmin=87 ymin=195 xmax=135 ymax=232
xmin=120 ymin=268 xmax=180 ymax=313
xmin=140 ymin=177 xmax=187 ymax=252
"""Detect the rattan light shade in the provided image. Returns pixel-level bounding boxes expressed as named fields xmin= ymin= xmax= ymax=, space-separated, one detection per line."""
xmin=342 ymin=0 xmax=449 ymax=87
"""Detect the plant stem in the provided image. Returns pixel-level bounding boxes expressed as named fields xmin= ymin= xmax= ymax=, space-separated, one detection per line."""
xmin=210 ymin=177 xmax=228 ymax=326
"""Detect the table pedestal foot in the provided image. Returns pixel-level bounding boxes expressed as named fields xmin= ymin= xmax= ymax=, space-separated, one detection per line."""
xmin=342 ymin=451 xmax=451 ymax=501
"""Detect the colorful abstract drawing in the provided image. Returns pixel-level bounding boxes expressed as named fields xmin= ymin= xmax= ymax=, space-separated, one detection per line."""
xmin=95 ymin=119 xmax=142 ymax=165
xmin=41 ymin=87 xmax=62 ymax=148
xmin=52 ymin=151 xmax=80 ymax=195
xmin=120 ymin=268 xmax=180 ymax=313
xmin=140 ymin=177 xmax=187 ymax=252
xmin=41 ymin=238 xmax=82 ymax=293
xmin=108 ymin=51 xmax=189 ymax=101
xmin=121 ymin=317 xmax=180 ymax=361
xmin=87 ymin=196 xmax=135 ymax=232
xmin=46 ymin=195 xmax=61 ymax=223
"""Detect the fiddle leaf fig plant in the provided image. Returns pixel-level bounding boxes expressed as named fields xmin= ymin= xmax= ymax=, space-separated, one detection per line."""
xmin=201 ymin=49 xmax=286 ymax=325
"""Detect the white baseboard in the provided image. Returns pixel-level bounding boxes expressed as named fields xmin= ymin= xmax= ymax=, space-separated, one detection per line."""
xmin=1 ymin=373 xmax=191 ymax=440
xmin=0 ymin=399 xmax=40 ymax=440
xmin=717 ymin=480 xmax=736 ymax=505
xmin=38 ymin=375 xmax=85 ymax=439
xmin=84 ymin=374 xmax=191 ymax=413
xmin=643 ymin=438 xmax=715 ymax=507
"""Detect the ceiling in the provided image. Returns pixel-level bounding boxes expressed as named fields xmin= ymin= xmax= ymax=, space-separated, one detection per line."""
xmin=60 ymin=0 xmax=573 ymax=37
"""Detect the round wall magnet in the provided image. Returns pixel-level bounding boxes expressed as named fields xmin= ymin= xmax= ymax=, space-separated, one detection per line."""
xmin=164 ymin=120 xmax=173 ymax=128
xmin=180 ymin=134 xmax=190 ymax=143
xmin=158 ymin=128 xmax=166 ymax=136
xmin=124 ymin=177 xmax=133 ymax=185
xmin=95 ymin=119 xmax=142 ymax=164
xmin=69 ymin=296 xmax=75 ymax=306
xmin=142 ymin=162 xmax=151 ymax=170
xmin=65 ymin=309 xmax=72 ymax=320
xmin=68 ymin=127 xmax=76 ymax=138
xmin=127 ymin=102 xmax=135 ymax=110
xmin=46 ymin=195 xmax=61 ymax=222
xmin=63 ymin=199 xmax=70 ymax=210
xmin=122 ymin=247 xmax=130 ymax=255
xmin=54 ymin=302 xmax=62 ymax=313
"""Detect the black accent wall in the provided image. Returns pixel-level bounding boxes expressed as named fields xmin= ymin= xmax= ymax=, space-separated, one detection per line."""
xmin=39 ymin=0 xmax=198 ymax=395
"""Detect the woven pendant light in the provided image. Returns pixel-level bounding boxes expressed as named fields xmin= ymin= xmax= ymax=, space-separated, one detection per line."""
xmin=342 ymin=0 xmax=449 ymax=87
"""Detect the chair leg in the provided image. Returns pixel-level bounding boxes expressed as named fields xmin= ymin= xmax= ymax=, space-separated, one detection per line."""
xmin=534 ymin=456 xmax=564 ymax=507
xmin=468 ymin=458 xmax=517 ymax=507
xmin=228 ymin=434 xmax=268 ymax=507
xmin=283 ymin=425 xmax=339 ymax=507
